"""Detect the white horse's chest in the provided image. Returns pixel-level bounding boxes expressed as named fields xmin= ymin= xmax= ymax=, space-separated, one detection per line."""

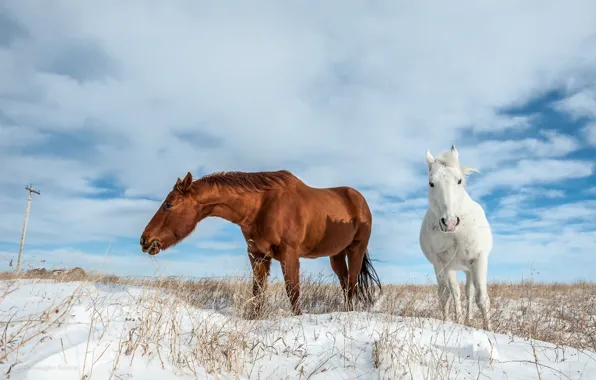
xmin=420 ymin=197 xmax=492 ymax=271
xmin=423 ymin=224 xmax=487 ymax=269
xmin=430 ymin=232 xmax=478 ymax=256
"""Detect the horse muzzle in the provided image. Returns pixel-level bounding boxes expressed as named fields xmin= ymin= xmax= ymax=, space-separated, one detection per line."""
xmin=140 ymin=236 xmax=162 ymax=255
xmin=439 ymin=216 xmax=460 ymax=232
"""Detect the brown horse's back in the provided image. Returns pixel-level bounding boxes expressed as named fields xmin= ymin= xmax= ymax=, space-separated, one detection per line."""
xmin=256 ymin=180 xmax=372 ymax=259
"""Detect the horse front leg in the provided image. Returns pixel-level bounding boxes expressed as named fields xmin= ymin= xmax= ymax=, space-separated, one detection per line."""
xmin=247 ymin=250 xmax=272 ymax=319
xmin=279 ymin=247 xmax=301 ymax=315
xmin=434 ymin=264 xmax=451 ymax=322
xmin=471 ymin=256 xmax=492 ymax=331
xmin=446 ymin=270 xmax=462 ymax=324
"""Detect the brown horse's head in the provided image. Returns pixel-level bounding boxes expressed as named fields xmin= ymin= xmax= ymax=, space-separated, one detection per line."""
xmin=140 ymin=172 xmax=207 ymax=255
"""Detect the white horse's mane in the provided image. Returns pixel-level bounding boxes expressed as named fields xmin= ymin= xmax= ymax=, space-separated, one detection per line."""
xmin=432 ymin=150 xmax=479 ymax=179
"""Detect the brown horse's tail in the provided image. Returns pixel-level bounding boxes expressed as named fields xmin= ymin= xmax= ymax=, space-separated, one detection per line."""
xmin=355 ymin=249 xmax=382 ymax=306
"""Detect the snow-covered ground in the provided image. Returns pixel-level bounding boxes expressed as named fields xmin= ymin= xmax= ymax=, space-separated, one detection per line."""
xmin=1 ymin=279 xmax=594 ymax=379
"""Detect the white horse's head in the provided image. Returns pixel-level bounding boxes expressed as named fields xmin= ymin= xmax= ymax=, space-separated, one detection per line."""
xmin=425 ymin=145 xmax=478 ymax=233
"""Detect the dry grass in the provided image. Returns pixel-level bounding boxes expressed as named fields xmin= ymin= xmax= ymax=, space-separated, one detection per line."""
xmin=2 ymin=269 xmax=595 ymax=351
xmin=0 ymin=269 xmax=595 ymax=379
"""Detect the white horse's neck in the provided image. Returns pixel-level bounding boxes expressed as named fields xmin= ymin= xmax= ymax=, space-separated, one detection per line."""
xmin=460 ymin=190 xmax=479 ymax=224
xmin=460 ymin=188 xmax=475 ymax=208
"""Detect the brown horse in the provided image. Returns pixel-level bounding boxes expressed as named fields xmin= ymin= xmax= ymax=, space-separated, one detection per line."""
xmin=140 ymin=170 xmax=381 ymax=317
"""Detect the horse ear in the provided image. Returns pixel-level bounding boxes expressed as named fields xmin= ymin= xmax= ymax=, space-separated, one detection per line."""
xmin=451 ymin=144 xmax=459 ymax=158
xmin=425 ymin=150 xmax=435 ymax=168
xmin=180 ymin=172 xmax=193 ymax=192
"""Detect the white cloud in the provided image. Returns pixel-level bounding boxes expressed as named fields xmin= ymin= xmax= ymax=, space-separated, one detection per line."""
xmin=0 ymin=126 xmax=46 ymax=148
xmin=456 ymin=130 xmax=581 ymax=172
xmin=0 ymin=194 xmax=227 ymax=245
xmin=2 ymin=1 xmax=595 ymax=196
xmin=0 ymin=1 xmax=595 ymax=279
xmin=487 ymin=200 xmax=596 ymax=267
xmin=555 ymin=89 xmax=596 ymax=120
xmin=0 ymin=155 xmax=100 ymax=194
xmin=583 ymin=123 xmax=596 ymax=146
xmin=469 ymin=159 xmax=593 ymax=197
xmin=195 ymin=240 xmax=243 ymax=251
xmin=493 ymin=187 xmax=566 ymax=219
xmin=0 ymin=195 xmax=157 ymax=244
xmin=489 ymin=228 xmax=595 ymax=266
xmin=471 ymin=114 xmax=537 ymax=133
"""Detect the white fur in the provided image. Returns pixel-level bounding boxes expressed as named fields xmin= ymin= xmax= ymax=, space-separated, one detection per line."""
xmin=419 ymin=145 xmax=493 ymax=330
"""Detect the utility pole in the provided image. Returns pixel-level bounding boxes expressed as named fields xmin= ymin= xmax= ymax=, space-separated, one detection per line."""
xmin=15 ymin=184 xmax=40 ymax=272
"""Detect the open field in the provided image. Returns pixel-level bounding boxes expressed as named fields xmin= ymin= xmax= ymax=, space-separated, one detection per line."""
xmin=0 ymin=270 xmax=595 ymax=379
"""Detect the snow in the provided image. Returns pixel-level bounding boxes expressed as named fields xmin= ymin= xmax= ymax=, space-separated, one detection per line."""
xmin=1 ymin=280 xmax=594 ymax=379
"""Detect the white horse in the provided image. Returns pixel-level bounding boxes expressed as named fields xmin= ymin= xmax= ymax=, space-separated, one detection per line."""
xmin=419 ymin=145 xmax=493 ymax=330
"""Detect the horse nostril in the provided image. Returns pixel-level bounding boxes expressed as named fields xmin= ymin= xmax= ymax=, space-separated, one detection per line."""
xmin=456 ymin=217 xmax=461 ymax=226
xmin=140 ymin=236 xmax=146 ymax=246
xmin=440 ymin=218 xmax=446 ymax=226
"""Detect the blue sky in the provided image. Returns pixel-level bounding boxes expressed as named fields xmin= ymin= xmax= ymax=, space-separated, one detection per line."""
xmin=1 ymin=1 xmax=595 ymax=283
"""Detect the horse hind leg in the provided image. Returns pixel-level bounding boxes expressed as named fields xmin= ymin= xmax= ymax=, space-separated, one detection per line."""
xmin=346 ymin=243 xmax=381 ymax=310
xmin=329 ymin=252 xmax=349 ymax=308
xmin=278 ymin=245 xmax=302 ymax=316
xmin=465 ymin=271 xmax=475 ymax=324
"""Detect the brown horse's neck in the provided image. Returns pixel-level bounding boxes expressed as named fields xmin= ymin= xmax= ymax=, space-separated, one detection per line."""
xmin=211 ymin=194 xmax=261 ymax=228
xmin=193 ymin=184 xmax=261 ymax=229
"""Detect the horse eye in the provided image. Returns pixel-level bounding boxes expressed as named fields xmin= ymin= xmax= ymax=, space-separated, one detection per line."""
xmin=164 ymin=202 xmax=172 ymax=210
xmin=429 ymin=182 xmax=434 ymax=187
xmin=457 ymin=179 xmax=462 ymax=185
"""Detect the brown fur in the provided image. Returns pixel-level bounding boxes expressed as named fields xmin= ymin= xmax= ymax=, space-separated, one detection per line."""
xmin=141 ymin=170 xmax=381 ymax=317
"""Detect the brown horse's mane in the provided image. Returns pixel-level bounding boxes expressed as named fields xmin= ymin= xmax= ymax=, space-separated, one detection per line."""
xmin=196 ymin=170 xmax=297 ymax=192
